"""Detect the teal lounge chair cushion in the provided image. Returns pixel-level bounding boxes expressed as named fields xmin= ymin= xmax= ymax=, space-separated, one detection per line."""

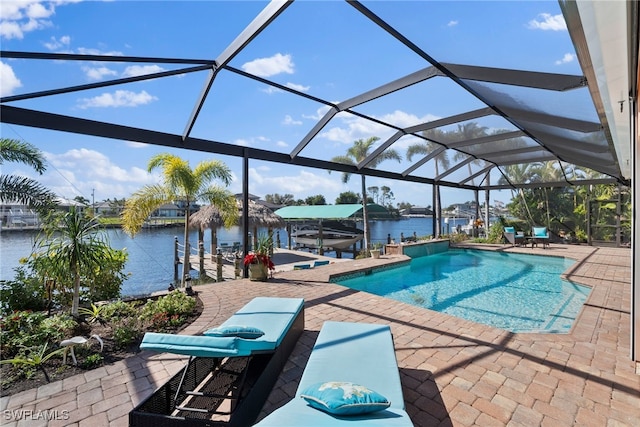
xmin=205 ymin=325 xmax=264 ymax=339
xmin=141 ymin=297 xmax=304 ymax=357
xmin=533 ymin=227 xmax=548 ymax=237
xmin=504 ymin=226 xmax=515 ymax=233
xmin=140 ymin=333 xmax=241 ymax=357
xmin=300 ymin=381 xmax=390 ymax=415
xmin=254 ymin=321 xmax=413 ymax=426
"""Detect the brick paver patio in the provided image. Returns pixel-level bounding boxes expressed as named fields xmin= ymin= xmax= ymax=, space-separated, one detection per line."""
xmin=1 ymin=244 xmax=638 ymax=426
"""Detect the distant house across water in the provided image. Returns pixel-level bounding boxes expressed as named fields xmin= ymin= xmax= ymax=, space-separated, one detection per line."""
xmin=399 ymin=206 xmax=433 ymax=217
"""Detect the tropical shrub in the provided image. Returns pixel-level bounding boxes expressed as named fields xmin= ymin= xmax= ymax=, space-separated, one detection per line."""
xmin=80 ymin=353 xmax=104 ymax=369
xmin=112 ymin=317 xmax=142 ymax=349
xmin=139 ymin=291 xmax=196 ymax=322
xmin=101 ymin=300 xmax=138 ymax=321
xmin=0 ymin=311 xmax=76 ymax=358
xmin=0 ymin=343 xmax=65 ymax=383
xmin=0 ymin=275 xmax=47 ymax=315
xmin=19 ymin=239 xmax=128 ymax=312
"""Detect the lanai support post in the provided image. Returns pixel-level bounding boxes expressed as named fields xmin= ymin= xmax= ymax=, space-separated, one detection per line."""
xmin=485 ymin=172 xmax=491 ymax=230
xmin=242 ymin=150 xmax=250 ymax=278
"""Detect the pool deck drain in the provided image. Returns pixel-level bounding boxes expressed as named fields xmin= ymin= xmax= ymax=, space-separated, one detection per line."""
xmin=0 ymin=243 xmax=637 ymax=426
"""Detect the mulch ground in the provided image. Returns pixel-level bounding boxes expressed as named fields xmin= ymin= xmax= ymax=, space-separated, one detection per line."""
xmin=0 ymin=295 xmax=203 ymax=397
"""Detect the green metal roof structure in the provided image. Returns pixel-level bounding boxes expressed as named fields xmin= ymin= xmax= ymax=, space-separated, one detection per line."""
xmin=274 ymin=204 xmax=391 ymax=221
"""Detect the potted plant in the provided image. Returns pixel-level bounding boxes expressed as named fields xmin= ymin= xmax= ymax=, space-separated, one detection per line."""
xmin=370 ymin=242 xmax=382 ymax=259
xmin=244 ymin=233 xmax=275 ymax=281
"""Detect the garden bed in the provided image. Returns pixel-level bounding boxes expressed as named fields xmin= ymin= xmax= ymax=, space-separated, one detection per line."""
xmin=0 ymin=292 xmax=203 ymax=397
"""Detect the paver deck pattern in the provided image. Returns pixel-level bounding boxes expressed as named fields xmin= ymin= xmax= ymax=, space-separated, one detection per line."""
xmin=1 ymin=244 xmax=638 ymax=426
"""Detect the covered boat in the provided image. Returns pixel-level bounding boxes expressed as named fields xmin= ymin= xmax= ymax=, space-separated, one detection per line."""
xmin=292 ymin=220 xmax=363 ymax=250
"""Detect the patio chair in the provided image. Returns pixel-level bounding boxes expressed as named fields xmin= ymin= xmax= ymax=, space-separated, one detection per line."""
xmin=503 ymin=226 xmax=525 ymax=246
xmin=130 ymin=297 xmax=305 ymax=427
xmin=293 ymin=264 xmax=311 ymax=270
xmin=531 ymin=226 xmax=550 ymax=248
xmin=254 ymin=321 xmax=414 ymax=426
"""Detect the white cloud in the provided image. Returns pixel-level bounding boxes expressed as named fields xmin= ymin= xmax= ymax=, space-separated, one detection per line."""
xmin=242 ymin=53 xmax=294 ymax=77
xmin=233 ymin=136 xmax=271 ymax=147
xmin=122 ymin=65 xmax=165 ymax=78
xmin=285 ymin=82 xmax=310 ymax=92
xmin=44 ymin=35 xmax=70 ymax=50
xmin=0 ymin=61 xmax=22 ymax=96
xmin=0 ymin=0 xmax=56 ymax=39
xmin=555 ymin=53 xmax=575 ymax=65
xmin=303 ymin=105 xmax=334 ymax=121
xmin=76 ymin=47 xmax=124 ymax=57
xmin=282 ymin=114 xmax=302 ymax=126
xmin=76 ymin=90 xmax=158 ymax=109
xmin=527 ymin=13 xmax=566 ymax=31
xmin=249 ymin=168 xmax=342 ymax=199
xmin=83 ymin=65 xmax=118 ymax=81
xmin=276 ymin=140 xmax=288 ymax=148
xmin=234 ymin=138 xmax=250 ymax=147
xmin=447 ymin=20 xmax=458 ymax=27
xmin=125 ymin=141 xmax=150 ymax=148
xmin=43 ymin=147 xmax=157 ymax=199
xmin=261 ymin=86 xmax=282 ymax=94
xmin=321 ymin=110 xmax=438 ymax=145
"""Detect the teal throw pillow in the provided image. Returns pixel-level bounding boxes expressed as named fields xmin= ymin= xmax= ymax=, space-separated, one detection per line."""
xmin=504 ymin=227 xmax=515 ymax=233
xmin=300 ymin=381 xmax=390 ymax=415
xmin=204 ymin=325 xmax=264 ymax=339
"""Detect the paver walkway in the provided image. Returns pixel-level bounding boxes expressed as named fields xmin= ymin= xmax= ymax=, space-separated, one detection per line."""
xmin=1 ymin=244 xmax=638 ymax=426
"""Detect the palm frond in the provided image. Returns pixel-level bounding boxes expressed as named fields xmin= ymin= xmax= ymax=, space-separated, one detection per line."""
xmin=0 ymin=138 xmax=47 ymax=173
xmin=199 ymin=186 xmax=239 ymax=228
xmin=121 ymin=184 xmax=172 ymax=236
xmin=194 ymin=160 xmax=233 ymax=186
xmin=0 ymin=175 xmax=58 ymax=212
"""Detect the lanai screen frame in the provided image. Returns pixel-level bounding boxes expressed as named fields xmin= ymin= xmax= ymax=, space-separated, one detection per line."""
xmin=0 ymin=0 xmax=628 ymax=193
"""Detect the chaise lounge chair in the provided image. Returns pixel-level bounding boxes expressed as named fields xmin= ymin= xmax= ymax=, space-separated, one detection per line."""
xmin=254 ymin=321 xmax=414 ymax=426
xmin=503 ymin=226 xmax=525 ymax=246
xmin=531 ymin=226 xmax=550 ymax=249
xmin=130 ymin=297 xmax=304 ymax=427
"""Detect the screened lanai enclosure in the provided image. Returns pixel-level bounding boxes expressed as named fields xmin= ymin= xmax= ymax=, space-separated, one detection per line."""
xmin=1 ymin=1 xmax=638 ymax=359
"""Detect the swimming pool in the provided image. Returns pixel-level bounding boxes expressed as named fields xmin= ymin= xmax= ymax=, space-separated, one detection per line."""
xmin=334 ymin=249 xmax=591 ymax=333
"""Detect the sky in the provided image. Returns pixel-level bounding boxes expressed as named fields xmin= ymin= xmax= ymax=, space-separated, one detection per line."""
xmin=0 ymin=0 xmax=580 ymax=209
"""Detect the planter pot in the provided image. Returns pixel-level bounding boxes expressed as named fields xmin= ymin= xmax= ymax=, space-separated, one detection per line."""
xmin=248 ymin=262 xmax=269 ymax=281
xmin=370 ymin=249 xmax=381 ymax=259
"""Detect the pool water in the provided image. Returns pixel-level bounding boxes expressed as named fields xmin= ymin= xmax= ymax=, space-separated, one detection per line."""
xmin=335 ymin=249 xmax=591 ymax=333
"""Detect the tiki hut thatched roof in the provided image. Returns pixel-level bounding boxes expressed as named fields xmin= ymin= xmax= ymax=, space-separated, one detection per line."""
xmin=189 ymin=200 xmax=284 ymax=231
xmin=241 ymin=200 xmax=285 ymax=229
xmin=189 ymin=204 xmax=224 ymax=231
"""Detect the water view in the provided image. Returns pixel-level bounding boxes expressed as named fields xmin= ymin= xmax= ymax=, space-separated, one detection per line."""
xmin=0 ymin=217 xmax=471 ymax=296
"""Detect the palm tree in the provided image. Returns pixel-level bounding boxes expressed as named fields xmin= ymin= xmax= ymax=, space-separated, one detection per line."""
xmin=331 ymin=137 xmax=401 ymax=250
xmin=407 ymin=129 xmax=450 ymax=237
xmin=121 ymin=153 xmax=238 ymax=287
xmin=531 ymin=161 xmax=565 ymax=229
xmin=498 ymin=163 xmax=536 ymax=225
xmin=0 ymin=138 xmax=57 ymax=213
xmin=452 ymin=123 xmax=489 ymax=223
xmin=38 ymin=206 xmax=113 ymax=317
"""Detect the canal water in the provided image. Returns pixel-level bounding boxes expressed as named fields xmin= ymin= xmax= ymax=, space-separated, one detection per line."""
xmin=0 ymin=217 xmax=471 ymax=296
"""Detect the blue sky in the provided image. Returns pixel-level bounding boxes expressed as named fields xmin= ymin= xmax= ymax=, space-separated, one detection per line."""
xmin=1 ymin=0 xmax=579 ymax=208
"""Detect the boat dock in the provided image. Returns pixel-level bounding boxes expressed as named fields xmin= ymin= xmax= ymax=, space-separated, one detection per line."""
xmin=181 ymin=247 xmax=351 ymax=281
